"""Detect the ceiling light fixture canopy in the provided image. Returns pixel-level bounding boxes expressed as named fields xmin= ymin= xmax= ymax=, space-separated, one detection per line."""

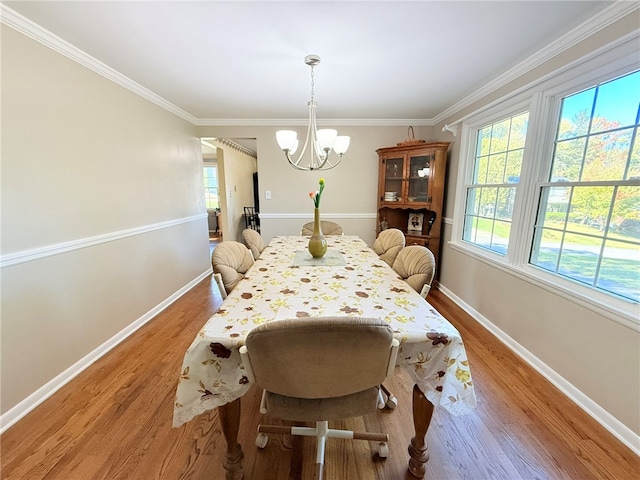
xmin=276 ymin=55 xmax=350 ymax=171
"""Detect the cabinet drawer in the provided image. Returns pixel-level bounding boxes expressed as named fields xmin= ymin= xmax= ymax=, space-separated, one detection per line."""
xmin=405 ymin=235 xmax=428 ymax=247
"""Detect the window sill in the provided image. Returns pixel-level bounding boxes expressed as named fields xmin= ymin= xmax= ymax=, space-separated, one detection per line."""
xmin=448 ymin=240 xmax=639 ymax=332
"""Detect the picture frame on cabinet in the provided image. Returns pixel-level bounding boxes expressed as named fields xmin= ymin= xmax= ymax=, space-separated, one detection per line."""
xmin=408 ymin=213 xmax=424 ymax=232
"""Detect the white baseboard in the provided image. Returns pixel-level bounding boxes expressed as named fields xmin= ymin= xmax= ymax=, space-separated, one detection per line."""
xmin=437 ymin=283 xmax=640 ymax=456
xmin=0 ymin=268 xmax=213 ymax=434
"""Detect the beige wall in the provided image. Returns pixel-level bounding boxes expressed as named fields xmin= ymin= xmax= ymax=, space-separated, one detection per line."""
xmin=207 ymin=140 xmax=257 ymax=243
xmin=1 ymin=26 xmax=210 ymax=419
xmin=197 ymin=125 xmax=432 ymax=246
xmin=2 ymin=5 xmax=637 ymax=449
xmin=436 ymin=12 xmax=640 ymax=442
xmin=200 ymin=30 xmax=640 ymax=441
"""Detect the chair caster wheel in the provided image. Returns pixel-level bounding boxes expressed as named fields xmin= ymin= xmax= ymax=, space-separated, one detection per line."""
xmin=377 ymin=442 xmax=389 ymax=458
xmin=256 ymin=432 xmax=268 ymax=448
xmin=386 ymin=395 xmax=398 ymax=409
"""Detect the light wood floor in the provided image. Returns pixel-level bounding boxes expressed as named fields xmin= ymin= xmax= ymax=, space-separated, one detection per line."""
xmin=1 ymin=277 xmax=638 ymax=479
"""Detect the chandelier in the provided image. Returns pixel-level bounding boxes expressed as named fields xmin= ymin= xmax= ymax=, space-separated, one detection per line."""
xmin=276 ymin=55 xmax=350 ymax=171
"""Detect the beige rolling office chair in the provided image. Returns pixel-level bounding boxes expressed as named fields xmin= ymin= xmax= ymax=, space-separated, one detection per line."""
xmin=242 ymin=228 xmax=266 ymax=260
xmin=373 ymin=228 xmax=406 ymax=267
xmin=301 ymin=220 xmax=343 ymax=236
xmin=392 ymin=245 xmax=436 ymax=298
xmin=240 ymin=317 xmax=399 ymax=480
xmin=211 ymin=241 xmax=254 ymax=295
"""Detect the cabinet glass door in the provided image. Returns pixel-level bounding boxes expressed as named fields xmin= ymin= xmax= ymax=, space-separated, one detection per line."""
xmin=408 ymin=154 xmax=433 ymax=203
xmin=383 ymin=157 xmax=403 ymax=203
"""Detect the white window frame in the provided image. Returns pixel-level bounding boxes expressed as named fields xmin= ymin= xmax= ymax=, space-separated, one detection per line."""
xmin=203 ymin=163 xmax=219 ymax=210
xmin=450 ymin=35 xmax=640 ymax=329
xmin=455 ymin=95 xmax=539 ymax=266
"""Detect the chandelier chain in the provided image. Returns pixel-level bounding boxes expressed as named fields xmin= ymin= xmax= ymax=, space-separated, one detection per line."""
xmin=310 ymin=64 xmax=315 ymax=104
xmin=275 ymin=54 xmax=350 ymax=171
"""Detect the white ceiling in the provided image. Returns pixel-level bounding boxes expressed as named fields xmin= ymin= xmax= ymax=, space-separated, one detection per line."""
xmin=2 ymin=1 xmax=627 ymax=127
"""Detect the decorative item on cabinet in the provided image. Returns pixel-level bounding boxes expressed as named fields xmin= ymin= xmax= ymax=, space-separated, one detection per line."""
xmin=407 ymin=213 xmax=423 ymax=233
xmin=376 ymin=132 xmax=449 ymax=269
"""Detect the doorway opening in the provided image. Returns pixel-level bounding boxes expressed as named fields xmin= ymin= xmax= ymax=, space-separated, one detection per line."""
xmin=202 ymin=137 xmax=257 ymax=246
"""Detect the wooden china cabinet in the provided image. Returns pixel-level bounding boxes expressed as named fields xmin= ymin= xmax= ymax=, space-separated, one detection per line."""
xmin=376 ymin=140 xmax=449 ymax=267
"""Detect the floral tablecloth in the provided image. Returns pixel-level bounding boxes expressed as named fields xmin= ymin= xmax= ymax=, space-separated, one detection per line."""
xmin=173 ymin=235 xmax=476 ymax=428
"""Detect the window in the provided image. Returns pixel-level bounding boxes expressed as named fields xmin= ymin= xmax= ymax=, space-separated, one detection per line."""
xmin=462 ymin=112 xmax=529 ymax=255
xmin=203 ymin=165 xmax=219 ymax=209
xmin=452 ymin=40 xmax=639 ymax=321
xmin=530 ymin=71 xmax=640 ymax=302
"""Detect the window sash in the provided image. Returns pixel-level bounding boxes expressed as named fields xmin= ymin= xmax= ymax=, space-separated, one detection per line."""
xmin=530 ymin=70 xmax=640 ymax=302
xmin=203 ymin=165 xmax=219 ymax=209
xmin=461 ymin=111 xmax=530 ymax=256
xmin=450 ymin=39 xmax=640 ymax=324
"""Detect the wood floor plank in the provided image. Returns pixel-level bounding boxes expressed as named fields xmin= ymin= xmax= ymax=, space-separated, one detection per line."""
xmin=1 ymin=279 xmax=638 ymax=479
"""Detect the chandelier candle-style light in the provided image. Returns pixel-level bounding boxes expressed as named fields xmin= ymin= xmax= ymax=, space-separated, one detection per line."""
xmin=276 ymin=55 xmax=350 ymax=171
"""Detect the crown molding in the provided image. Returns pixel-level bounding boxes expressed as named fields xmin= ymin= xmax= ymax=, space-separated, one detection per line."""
xmin=0 ymin=4 xmax=198 ymax=125
xmin=3 ymin=2 xmax=636 ymax=128
xmin=432 ymin=1 xmax=640 ymax=125
xmin=194 ymin=118 xmax=435 ymax=127
xmin=211 ymin=138 xmax=257 ymax=158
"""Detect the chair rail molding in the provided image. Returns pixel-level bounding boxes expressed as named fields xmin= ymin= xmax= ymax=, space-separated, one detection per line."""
xmin=259 ymin=213 xmax=377 ymax=220
xmin=0 ymin=213 xmax=207 ymax=268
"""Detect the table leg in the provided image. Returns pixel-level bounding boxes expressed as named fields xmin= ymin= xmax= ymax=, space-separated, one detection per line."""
xmin=408 ymin=384 xmax=435 ymax=478
xmin=218 ymin=399 xmax=244 ymax=480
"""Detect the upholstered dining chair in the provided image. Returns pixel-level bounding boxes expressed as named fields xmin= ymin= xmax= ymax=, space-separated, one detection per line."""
xmin=244 ymin=206 xmax=260 ymax=232
xmin=301 ymin=220 xmax=343 ymax=236
xmin=239 ymin=316 xmax=399 ymax=480
xmin=380 ymin=245 xmax=436 ymax=411
xmin=210 ymin=241 xmax=254 ymax=295
xmin=392 ymin=245 xmax=436 ymax=299
xmin=213 ymin=272 xmax=227 ymax=300
xmin=242 ymin=228 xmax=266 ymax=260
xmin=373 ymin=228 xmax=405 ymax=267
xmin=372 ymin=228 xmax=407 ymax=410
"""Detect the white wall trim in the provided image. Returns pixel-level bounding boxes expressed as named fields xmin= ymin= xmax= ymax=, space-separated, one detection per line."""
xmin=0 ymin=4 xmax=198 ymax=125
xmin=0 ymin=213 xmax=207 ymax=268
xmin=195 ymin=118 xmax=435 ymax=127
xmin=437 ymin=283 xmax=640 ymax=456
xmin=0 ymin=5 xmax=433 ymax=128
xmin=447 ymin=240 xmax=640 ymax=332
xmin=5 ymin=2 xmax=635 ymax=129
xmin=0 ymin=268 xmax=213 ymax=434
xmin=259 ymin=212 xmax=377 ymax=220
xmin=437 ymin=31 xmax=640 ymax=131
xmin=432 ymin=2 xmax=639 ymax=126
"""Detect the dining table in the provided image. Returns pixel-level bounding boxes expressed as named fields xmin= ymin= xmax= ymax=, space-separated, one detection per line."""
xmin=173 ymin=235 xmax=476 ymax=479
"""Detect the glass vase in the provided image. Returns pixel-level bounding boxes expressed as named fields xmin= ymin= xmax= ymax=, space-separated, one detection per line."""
xmin=308 ymin=207 xmax=328 ymax=258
